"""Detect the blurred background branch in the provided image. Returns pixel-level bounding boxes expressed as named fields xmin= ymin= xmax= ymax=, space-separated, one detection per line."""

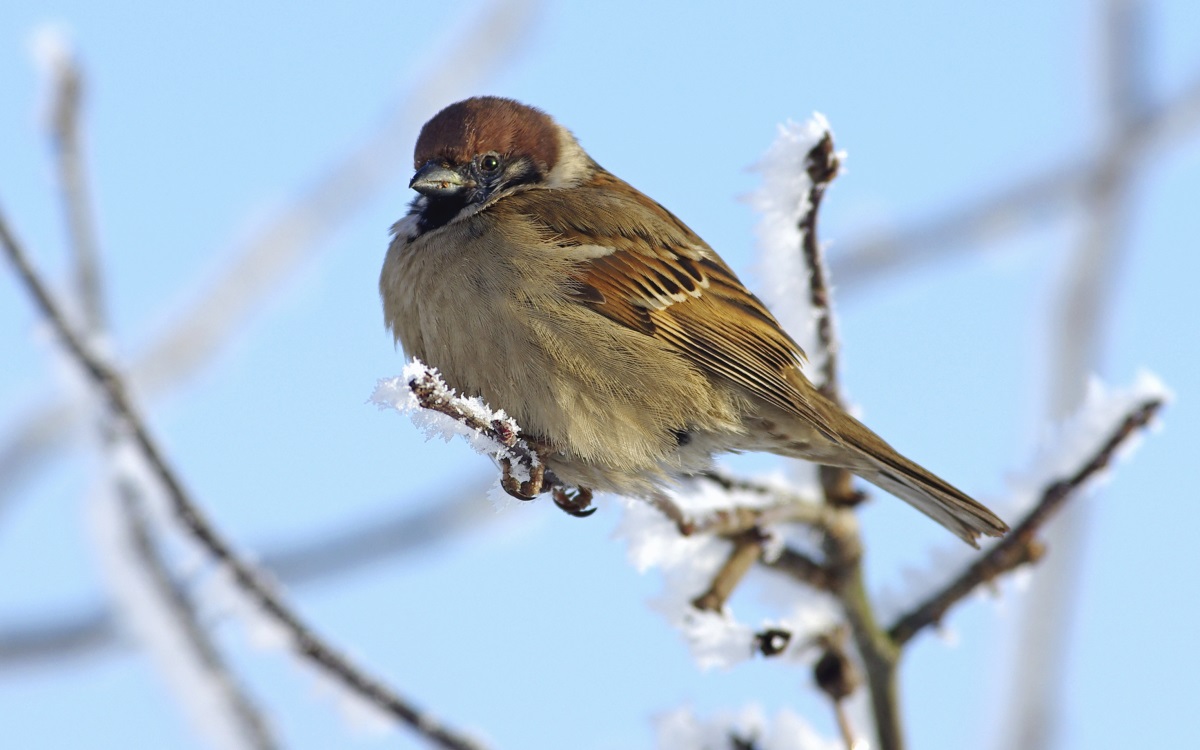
xmin=48 ymin=45 xmax=277 ymax=749
xmin=0 ymin=0 xmax=541 ymax=517
xmin=0 ymin=481 xmax=493 ymax=667
xmin=1 ymin=1 xmax=1194 ymax=748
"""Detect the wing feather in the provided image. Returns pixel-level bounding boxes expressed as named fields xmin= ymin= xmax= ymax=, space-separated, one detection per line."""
xmin=492 ymin=171 xmax=836 ymax=438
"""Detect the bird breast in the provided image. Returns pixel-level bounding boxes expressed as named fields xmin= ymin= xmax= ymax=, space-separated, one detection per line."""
xmin=381 ymin=208 xmax=747 ymax=491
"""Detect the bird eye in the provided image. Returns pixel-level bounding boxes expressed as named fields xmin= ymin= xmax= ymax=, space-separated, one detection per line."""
xmin=479 ymin=154 xmax=502 ymax=173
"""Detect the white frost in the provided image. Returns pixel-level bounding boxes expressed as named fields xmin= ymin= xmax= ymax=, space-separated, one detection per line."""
xmin=655 ymin=705 xmax=843 ymax=750
xmin=748 ymin=114 xmax=842 ymax=369
xmin=616 ymin=477 xmax=840 ymax=670
xmin=372 ymin=359 xmax=525 ymax=464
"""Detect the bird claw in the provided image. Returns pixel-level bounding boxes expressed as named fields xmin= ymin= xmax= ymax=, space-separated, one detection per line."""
xmin=499 ymin=457 xmax=544 ymax=500
xmin=498 ymin=452 xmax=595 ymax=518
xmin=552 ymin=486 xmax=596 ymax=518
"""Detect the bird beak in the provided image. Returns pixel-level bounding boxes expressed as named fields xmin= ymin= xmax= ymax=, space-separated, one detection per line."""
xmin=409 ymin=162 xmax=470 ymax=197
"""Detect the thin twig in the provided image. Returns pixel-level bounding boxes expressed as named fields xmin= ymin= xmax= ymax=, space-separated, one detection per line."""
xmin=797 ymin=128 xmax=895 ymax=743
xmin=0 ymin=210 xmax=485 ymax=750
xmin=697 ymin=470 xmax=823 ymax=508
xmin=800 ymin=131 xmax=843 ymax=399
xmin=811 ymin=626 xmax=861 ymax=750
xmin=797 ymin=133 xmax=856 ymax=507
xmin=649 ymin=473 xmax=828 ymax=537
xmin=821 ymin=510 xmax=903 ymax=750
xmin=794 ymin=129 xmax=904 ymax=748
xmin=762 ymin=546 xmax=835 ymax=593
xmin=47 ymin=51 xmax=104 ymax=327
xmin=832 ymin=701 xmax=857 ymax=750
xmin=889 ymin=398 xmax=1162 ymax=646
xmin=691 ymin=531 xmax=767 ymax=612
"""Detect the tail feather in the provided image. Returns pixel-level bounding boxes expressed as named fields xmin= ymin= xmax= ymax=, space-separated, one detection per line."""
xmin=804 ymin=395 xmax=1009 ymax=547
xmin=858 ymin=463 xmax=1006 ymax=548
xmin=848 ymin=433 xmax=1008 ymax=547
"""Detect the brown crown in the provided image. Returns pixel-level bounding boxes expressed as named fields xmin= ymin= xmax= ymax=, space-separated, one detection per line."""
xmin=413 ymin=97 xmax=561 ymax=173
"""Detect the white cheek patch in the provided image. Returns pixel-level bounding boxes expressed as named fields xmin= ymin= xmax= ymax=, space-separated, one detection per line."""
xmin=545 ymin=128 xmax=593 ymax=189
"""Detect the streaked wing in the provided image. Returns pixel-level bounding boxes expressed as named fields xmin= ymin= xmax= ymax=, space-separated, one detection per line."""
xmin=496 ymin=170 xmax=835 ymax=438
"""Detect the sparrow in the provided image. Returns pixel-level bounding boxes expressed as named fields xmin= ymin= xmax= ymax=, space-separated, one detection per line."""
xmin=380 ymin=96 xmax=1008 ymax=546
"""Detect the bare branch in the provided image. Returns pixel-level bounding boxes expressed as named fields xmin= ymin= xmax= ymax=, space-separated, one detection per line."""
xmin=889 ymin=397 xmax=1162 ymax=646
xmin=762 ymin=546 xmax=835 ymax=594
xmin=0 ymin=210 xmax=486 ymax=750
xmin=47 ymin=49 xmax=104 ymax=328
xmin=691 ymin=531 xmax=766 ymax=613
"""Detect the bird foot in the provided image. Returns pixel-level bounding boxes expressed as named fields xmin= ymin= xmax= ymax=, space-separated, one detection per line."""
xmin=499 ymin=457 xmax=545 ymax=500
xmin=552 ymin=486 xmax=596 ymax=518
xmin=498 ymin=445 xmax=595 ymax=518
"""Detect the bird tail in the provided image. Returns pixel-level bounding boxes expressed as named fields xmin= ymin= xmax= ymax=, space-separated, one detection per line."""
xmin=856 ymin=456 xmax=1007 ymax=548
xmin=807 ymin=398 xmax=1009 ymax=547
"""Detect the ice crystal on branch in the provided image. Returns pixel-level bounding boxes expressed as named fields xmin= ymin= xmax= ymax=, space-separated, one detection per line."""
xmin=372 ymin=360 xmax=521 ymax=456
xmin=749 ymin=113 xmax=841 ymax=365
xmin=656 ymin=705 xmax=842 ymax=750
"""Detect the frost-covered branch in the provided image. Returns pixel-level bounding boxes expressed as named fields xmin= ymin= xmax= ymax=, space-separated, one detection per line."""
xmin=0 ymin=209 xmax=487 ymax=750
xmin=798 ymin=131 xmax=843 ymax=400
xmin=656 ymin=706 xmax=844 ymax=750
xmin=889 ymin=395 xmax=1163 ymax=645
xmin=660 ymin=472 xmax=828 ymax=536
xmin=374 ymin=362 xmax=601 ymax=517
xmin=767 ymin=123 xmax=902 ymax=750
xmin=379 ymin=364 xmax=554 ymax=485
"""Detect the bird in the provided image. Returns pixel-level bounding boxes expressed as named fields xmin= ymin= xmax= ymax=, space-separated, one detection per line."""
xmin=380 ymin=96 xmax=1008 ymax=546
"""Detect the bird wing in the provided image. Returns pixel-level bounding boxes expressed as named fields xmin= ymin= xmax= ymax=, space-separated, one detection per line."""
xmin=495 ymin=170 xmax=836 ymax=439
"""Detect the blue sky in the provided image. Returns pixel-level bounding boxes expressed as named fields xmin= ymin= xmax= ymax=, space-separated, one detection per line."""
xmin=2 ymin=2 xmax=1198 ymax=748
